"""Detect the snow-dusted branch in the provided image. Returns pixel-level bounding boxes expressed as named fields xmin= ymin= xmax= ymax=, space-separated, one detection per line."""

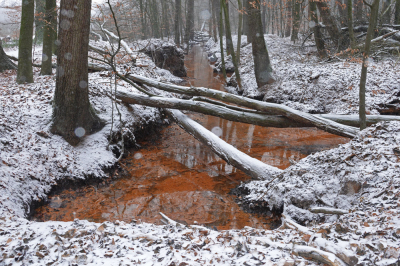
xmin=126 ymin=74 xmax=359 ymax=138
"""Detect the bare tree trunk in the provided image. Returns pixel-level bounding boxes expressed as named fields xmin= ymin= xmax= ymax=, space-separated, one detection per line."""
xmin=175 ymin=0 xmax=181 ymax=45
xmin=396 ymin=0 xmax=400 ymax=24
xmin=355 ymin=0 xmax=364 ymax=24
xmin=382 ymin=0 xmax=391 ymax=24
xmin=285 ymin=0 xmax=292 ymax=37
xmin=51 ymin=0 xmax=104 ymax=145
xmin=139 ymin=0 xmax=147 ymax=40
xmin=222 ymin=0 xmax=242 ymax=89
xmin=17 ymin=0 xmax=35 ymax=84
xmin=359 ymin=0 xmax=380 ymax=130
xmin=291 ymin=0 xmax=301 ymax=42
xmin=185 ymin=0 xmax=195 ymax=43
xmin=348 ymin=0 xmax=357 ymax=49
xmin=237 ymin=0 xmax=243 ymax=65
xmin=40 ymin=0 xmax=56 ymax=75
xmin=248 ymin=0 xmax=274 ymax=88
xmin=309 ymin=0 xmax=327 ymax=57
xmin=219 ymin=0 xmax=227 ymax=80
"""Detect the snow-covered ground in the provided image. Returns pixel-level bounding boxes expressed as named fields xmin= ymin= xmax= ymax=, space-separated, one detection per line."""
xmin=0 ymin=36 xmax=399 ymax=265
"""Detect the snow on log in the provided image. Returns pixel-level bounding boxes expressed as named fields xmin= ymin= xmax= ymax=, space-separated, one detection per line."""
xmin=166 ymin=109 xmax=282 ymax=180
xmin=309 ymin=207 xmax=349 ymax=215
xmin=101 ymin=28 xmax=137 ymax=61
xmin=126 ymin=74 xmax=359 ymax=138
xmin=293 ymin=245 xmax=347 ymax=266
xmin=116 ymin=91 xmax=307 ymax=128
xmin=318 ymin=114 xmax=400 ymax=127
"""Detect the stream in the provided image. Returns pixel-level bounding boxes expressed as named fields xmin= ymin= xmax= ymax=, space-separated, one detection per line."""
xmin=33 ymin=45 xmax=349 ymax=230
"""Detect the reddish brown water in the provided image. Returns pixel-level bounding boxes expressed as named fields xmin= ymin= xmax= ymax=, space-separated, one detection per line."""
xmin=33 ymin=46 xmax=349 ymax=229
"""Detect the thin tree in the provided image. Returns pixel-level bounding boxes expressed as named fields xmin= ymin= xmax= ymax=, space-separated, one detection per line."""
xmin=348 ymin=0 xmax=356 ymax=49
xmin=219 ymin=0 xmax=227 ymax=80
xmin=139 ymin=0 xmax=147 ymax=40
xmin=291 ymin=0 xmax=300 ymax=43
xmin=221 ymin=0 xmax=242 ymax=89
xmin=237 ymin=0 xmax=243 ymax=65
xmin=359 ymin=0 xmax=380 ymax=130
xmin=175 ymin=0 xmax=181 ymax=45
xmin=17 ymin=0 xmax=35 ymax=84
xmin=40 ymin=0 xmax=56 ymax=75
xmin=248 ymin=0 xmax=274 ymax=88
xmin=185 ymin=0 xmax=195 ymax=43
xmin=396 ymin=0 xmax=400 ymax=23
xmin=51 ymin=0 xmax=104 ymax=145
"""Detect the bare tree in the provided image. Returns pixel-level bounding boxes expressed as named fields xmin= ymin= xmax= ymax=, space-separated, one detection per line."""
xmin=51 ymin=0 xmax=104 ymax=145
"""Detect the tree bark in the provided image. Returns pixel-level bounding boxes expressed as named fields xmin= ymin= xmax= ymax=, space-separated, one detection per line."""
xmin=348 ymin=0 xmax=357 ymax=49
xmin=0 ymin=43 xmax=17 ymax=72
xmin=396 ymin=0 xmax=400 ymax=24
xmin=51 ymin=0 xmax=104 ymax=145
xmin=126 ymin=74 xmax=359 ymax=138
xmin=309 ymin=0 xmax=327 ymax=57
xmin=185 ymin=0 xmax=195 ymax=43
xmin=219 ymin=0 xmax=227 ymax=80
xmin=40 ymin=0 xmax=56 ymax=76
xmin=17 ymin=0 xmax=35 ymax=84
xmin=237 ymin=0 xmax=243 ymax=65
xmin=359 ymin=0 xmax=380 ymax=130
xmin=291 ymin=0 xmax=301 ymax=43
xmin=221 ymin=0 xmax=242 ymax=88
xmin=248 ymin=0 xmax=274 ymax=88
xmin=175 ymin=0 xmax=181 ymax=46
xmin=138 ymin=0 xmax=147 ymax=40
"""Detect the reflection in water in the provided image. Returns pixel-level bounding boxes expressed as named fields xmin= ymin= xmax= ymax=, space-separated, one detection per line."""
xmin=33 ymin=45 xmax=349 ymax=230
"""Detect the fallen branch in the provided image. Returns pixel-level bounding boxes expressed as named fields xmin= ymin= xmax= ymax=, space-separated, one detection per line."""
xmin=100 ymin=27 xmax=136 ymax=61
xmin=309 ymin=207 xmax=349 ymax=215
xmin=126 ymin=74 xmax=359 ymax=138
xmin=293 ymin=245 xmax=346 ymax=266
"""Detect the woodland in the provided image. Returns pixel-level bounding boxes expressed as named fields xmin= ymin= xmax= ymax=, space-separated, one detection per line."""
xmin=0 ymin=0 xmax=400 ymax=265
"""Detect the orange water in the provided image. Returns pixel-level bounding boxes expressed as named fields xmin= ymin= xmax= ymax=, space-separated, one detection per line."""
xmin=33 ymin=46 xmax=349 ymax=229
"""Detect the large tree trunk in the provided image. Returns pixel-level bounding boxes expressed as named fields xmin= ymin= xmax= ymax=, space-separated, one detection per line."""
xmin=359 ymin=0 xmax=380 ymax=130
xmin=316 ymin=0 xmax=345 ymax=51
xmin=0 ymin=43 xmax=17 ymax=72
xmin=248 ymin=0 xmax=274 ymax=88
xmin=185 ymin=0 xmax=195 ymax=43
xmin=126 ymin=74 xmax=359 ymax=138
xmin=40 ymin=0 xmax=56 ymax=76
xmin=51 ymin=0 xmax=104 ymax=145
xmin=17 ymin=0 xmax=35 ymax=84
xmin=309 ymin=0 xmax=327 ymax=57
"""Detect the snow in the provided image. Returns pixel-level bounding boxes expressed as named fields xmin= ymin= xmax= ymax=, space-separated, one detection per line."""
xmin=1 ymin=36 xmax=399 ymax=265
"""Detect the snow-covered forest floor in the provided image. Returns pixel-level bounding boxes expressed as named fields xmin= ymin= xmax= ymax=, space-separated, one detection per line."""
xmin=0 ymin=35 xmax=399 ymax=265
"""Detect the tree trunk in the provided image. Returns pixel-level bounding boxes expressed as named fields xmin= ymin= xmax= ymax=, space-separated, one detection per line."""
xmin=162 ymin=1 xmax=170 ymax=38
xmin=348 ymin=0 xmax=356 ymax=49
xmin=237 ymin=0 xmax=243 ymax=65
xmin=51 ymin=0 xmax=104 ymax=145
xmin=359 ymin=0 xmax=380 ymax=130
xmin=382 ymin=0 xmax=391 ymax=24
xmin=17 ymin=0 xmax=35 ymax=84
xmin=316 ymin=0 xmax=346 ymax=51
xmin=355 ymin=0 xmax=364 ymax=24
xmin=185 ymin=0 xmax=195 ymax=43
xmin=222 ymin=0 xmax=242 ymax=88
xmin=0 ymin=43 xmax=17 ymax=72
xmin=34 ymin=0 xmax=46 ymax=43
xmin=139 ymin=0 xmax=147 ymax=40
xmin=175 ymin=0 xmax=181 ymax=45
xmin=219 ymin=0 xmax=227 ymax=80
xmin=248 ymin=0 xmax=274 ymax=88
xmin=309 ymin=0 xmax=327 ymax=57
xmin=291 ymin=0 xmax=301 ymax=43
xmin=285 ymin=0 xmax=292 ymax=37
xmin=40 ymin=0 xmax=56 ymax=76
xmin=243 ymin=0 xmax=249 ymax=37
xmin=396 ymin=0 xmax=400 ymax=24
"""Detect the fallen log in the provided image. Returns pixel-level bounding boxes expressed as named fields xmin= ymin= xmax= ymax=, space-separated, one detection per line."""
xmin=117 ymin=91 xmax=400 ymax=129
xmin=126 ymin=74 xmax=359 ymax=138
xmin=293 ymin=245 xmax=346 ymax=266
xmin=166 ymin=109 xmax=282 ymax=180
xmin=116 ymin=91 xmax=307 ymax=128
xmin=309 ymin=207 xmax=349 ymax=215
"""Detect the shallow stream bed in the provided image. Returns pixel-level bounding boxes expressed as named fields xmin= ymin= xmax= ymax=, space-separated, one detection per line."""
xmin=33 ymin=46 xmax=349 ymax=230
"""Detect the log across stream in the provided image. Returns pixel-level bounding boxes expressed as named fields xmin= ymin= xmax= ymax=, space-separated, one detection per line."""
xmin=32 ymin=46 xmax=349 ymax=230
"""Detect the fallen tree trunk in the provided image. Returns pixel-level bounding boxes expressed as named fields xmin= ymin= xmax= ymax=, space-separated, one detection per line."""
xmin=117 ymin=91 xmax=400 ymax=129
xmin=166 ymin=109 xmax=282 ymax=180
xmin=126 ymin=74 xmax=359 ymax=138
